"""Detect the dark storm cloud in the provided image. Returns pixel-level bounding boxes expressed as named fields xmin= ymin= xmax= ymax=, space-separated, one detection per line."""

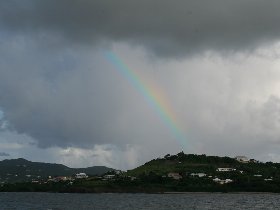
xmin=1 ymin=0 xmax=280 ymax=55
xmin=0 ymin=38 xmax=174 ymax=148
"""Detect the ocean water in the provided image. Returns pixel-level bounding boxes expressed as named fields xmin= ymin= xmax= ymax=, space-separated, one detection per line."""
xmin=0 ymin=192 xmax=279 ymax=209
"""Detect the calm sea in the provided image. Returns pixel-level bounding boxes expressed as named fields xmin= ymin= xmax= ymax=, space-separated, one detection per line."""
xmin=0 ymin=192 xmax=279 ymax=209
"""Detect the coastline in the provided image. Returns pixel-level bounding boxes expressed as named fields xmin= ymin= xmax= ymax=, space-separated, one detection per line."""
xmin=1 ymin=191 xmax=280 ymax=195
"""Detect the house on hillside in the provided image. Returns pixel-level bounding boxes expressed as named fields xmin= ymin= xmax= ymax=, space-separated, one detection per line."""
xmin=190 ymin=173 xmax=207 ymax=178
xmin=115 ymin=170 xmax=122 ymax=175
xmin=264 ymin=178 xmax=273 ymax=181
xmin=75 ymin=173 xmax=88 ymax=179
xmin=103 ymin=174 xmax=115 ymax=180
xmin=50 ymin=176 xmax=70 ymax=182
xmin=213 ymin=178 xmax=233 ymax=184
xmin=216 ymin=168 xmax=236 ymax=172
xmin=167 ymin=172 xmax=182 ymax=180
xmin=235 ymin=156 xmax=250 ymax=163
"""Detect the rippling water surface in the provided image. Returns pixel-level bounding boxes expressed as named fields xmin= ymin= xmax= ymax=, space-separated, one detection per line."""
xmin=0 ymin=192 xmax=280 ymax=209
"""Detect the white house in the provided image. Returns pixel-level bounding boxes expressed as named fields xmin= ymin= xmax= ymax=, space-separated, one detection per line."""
xmin=223 ymin=179 xmax=233 ymax=184
xmin=264 ymin=178 xmax=273 ymax=181
xmin=190 ymin=173 xmax=207 ymax=178
xmin=213 ymin=178 xmax=233 ymax=184
xmin=216 ymin=168 xmax=236 ymax=172
xmin=115 ymin=170 xmax=122 ymax=175
xmin=103 ymin=174 xmax=115 ymax=180
xmin=75 ymin=173 xmax=88 ymax=179
xmin=235 ymin=156 xmax=250 ymax=163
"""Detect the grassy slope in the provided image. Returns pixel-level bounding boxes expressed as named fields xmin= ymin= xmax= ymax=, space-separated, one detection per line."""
xmin=126 ymin=153 xmax=280 ymax=179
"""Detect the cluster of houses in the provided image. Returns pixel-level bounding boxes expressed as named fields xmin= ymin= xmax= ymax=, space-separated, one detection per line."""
xmin=30 ymin=172 xmax=108 ymax=184
xmin=164 ymin=156 xmax=269 ymax=184
xmin=43 ymin=170 xmax=137 ymax=183
xmin=102 ymin=174 xmax=136 ymax=181
xmin=23 ymin=169 xmax=140 ymax=184
xmin=36 ymin=172 xmax=89 ymax=183
xmin=166 ymin=171 xmax=233 ymax=185
xmin=53 ymin=173 xmax=87 ymax=181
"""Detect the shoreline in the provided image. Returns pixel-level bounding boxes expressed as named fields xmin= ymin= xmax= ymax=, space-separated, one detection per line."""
xmin=163 ymin=191 xmax=280 ymax=194
xmin=1 ymin=191 xmax=280 ymax=195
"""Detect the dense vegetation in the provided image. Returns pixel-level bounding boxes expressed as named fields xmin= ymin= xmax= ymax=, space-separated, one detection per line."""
xmin=1 ymin=153 xmax=280 ymax=193
xmin=127 ymin=152 xmax=279 ymax=177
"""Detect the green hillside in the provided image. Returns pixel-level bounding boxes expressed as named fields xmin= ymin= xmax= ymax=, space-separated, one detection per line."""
xmin=2 ymin=153 xmax=280 ymax=193
xmin=0 ymin=158 xmax=114 ymax=183
xmin=126 ymin=152 xmax=280 ymax=179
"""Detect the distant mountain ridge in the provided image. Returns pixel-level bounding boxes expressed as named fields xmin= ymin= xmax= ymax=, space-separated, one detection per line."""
xmin=0 ymin=158 xmax=114 ymax=183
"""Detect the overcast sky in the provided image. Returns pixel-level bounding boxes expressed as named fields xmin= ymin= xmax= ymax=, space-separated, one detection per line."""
xmin=1 ymin=1 xmax=280 ymax=170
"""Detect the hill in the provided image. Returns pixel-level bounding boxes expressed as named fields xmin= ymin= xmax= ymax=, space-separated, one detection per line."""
xmin=0 ymin=158 xmax=114 ymax=183
xmin=126 ymin=152 xmax=280 ymax=182
xmin=2 ymin=153 xmax=280 ymax=193
xmin=127 ymin=152 xmax=242 ymax=176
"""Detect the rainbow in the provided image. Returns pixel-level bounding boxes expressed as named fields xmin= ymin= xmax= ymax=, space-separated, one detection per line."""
xmin=105 ymin=52 xmax=187 ymax=149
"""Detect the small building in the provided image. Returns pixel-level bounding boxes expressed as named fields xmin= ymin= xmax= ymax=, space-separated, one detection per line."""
xmin=190 ymin=173 xmax=207 ymax=178
xmin=75 ymin=173 xmax=88 ymax=179
xmin=53 ymin=176 xmax=68 ymax=182
xmin=115 ymin=170 xmax=122 ymax=175
xmin=235 ymin=156 xmax=250 ymax=163
xmin=223 ymin=179 xmax=233 ymax=184
xmin=216 ymin=168 xmax=236 ymax=172
xmin=264 ymin=178 xmax=273 ymax=181
xmin=168 ymin=172 xmax=182 ymax=180
xmin=213 ymin=178 xmax=233 ymax=184
xmin=129 ymin=176 xmax=137 ymax=181
xmin=213 ymin=178 xmax=220 ymax=182
xmin=103 ymin=174 xmax=115 ymax=180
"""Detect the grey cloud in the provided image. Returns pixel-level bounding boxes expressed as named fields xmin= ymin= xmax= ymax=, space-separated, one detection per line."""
xmin=0 ymin=152 xmax=10 ymax=157
xmin=260 ymin=96 xmax=280 ymax=131
xmin=1 ymin=1 xmax=280 ymax=56
xmin=0 ymin=37 xmax=178 ymax=149
xmin=1 ymin=36 xmax=280 ymax=159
